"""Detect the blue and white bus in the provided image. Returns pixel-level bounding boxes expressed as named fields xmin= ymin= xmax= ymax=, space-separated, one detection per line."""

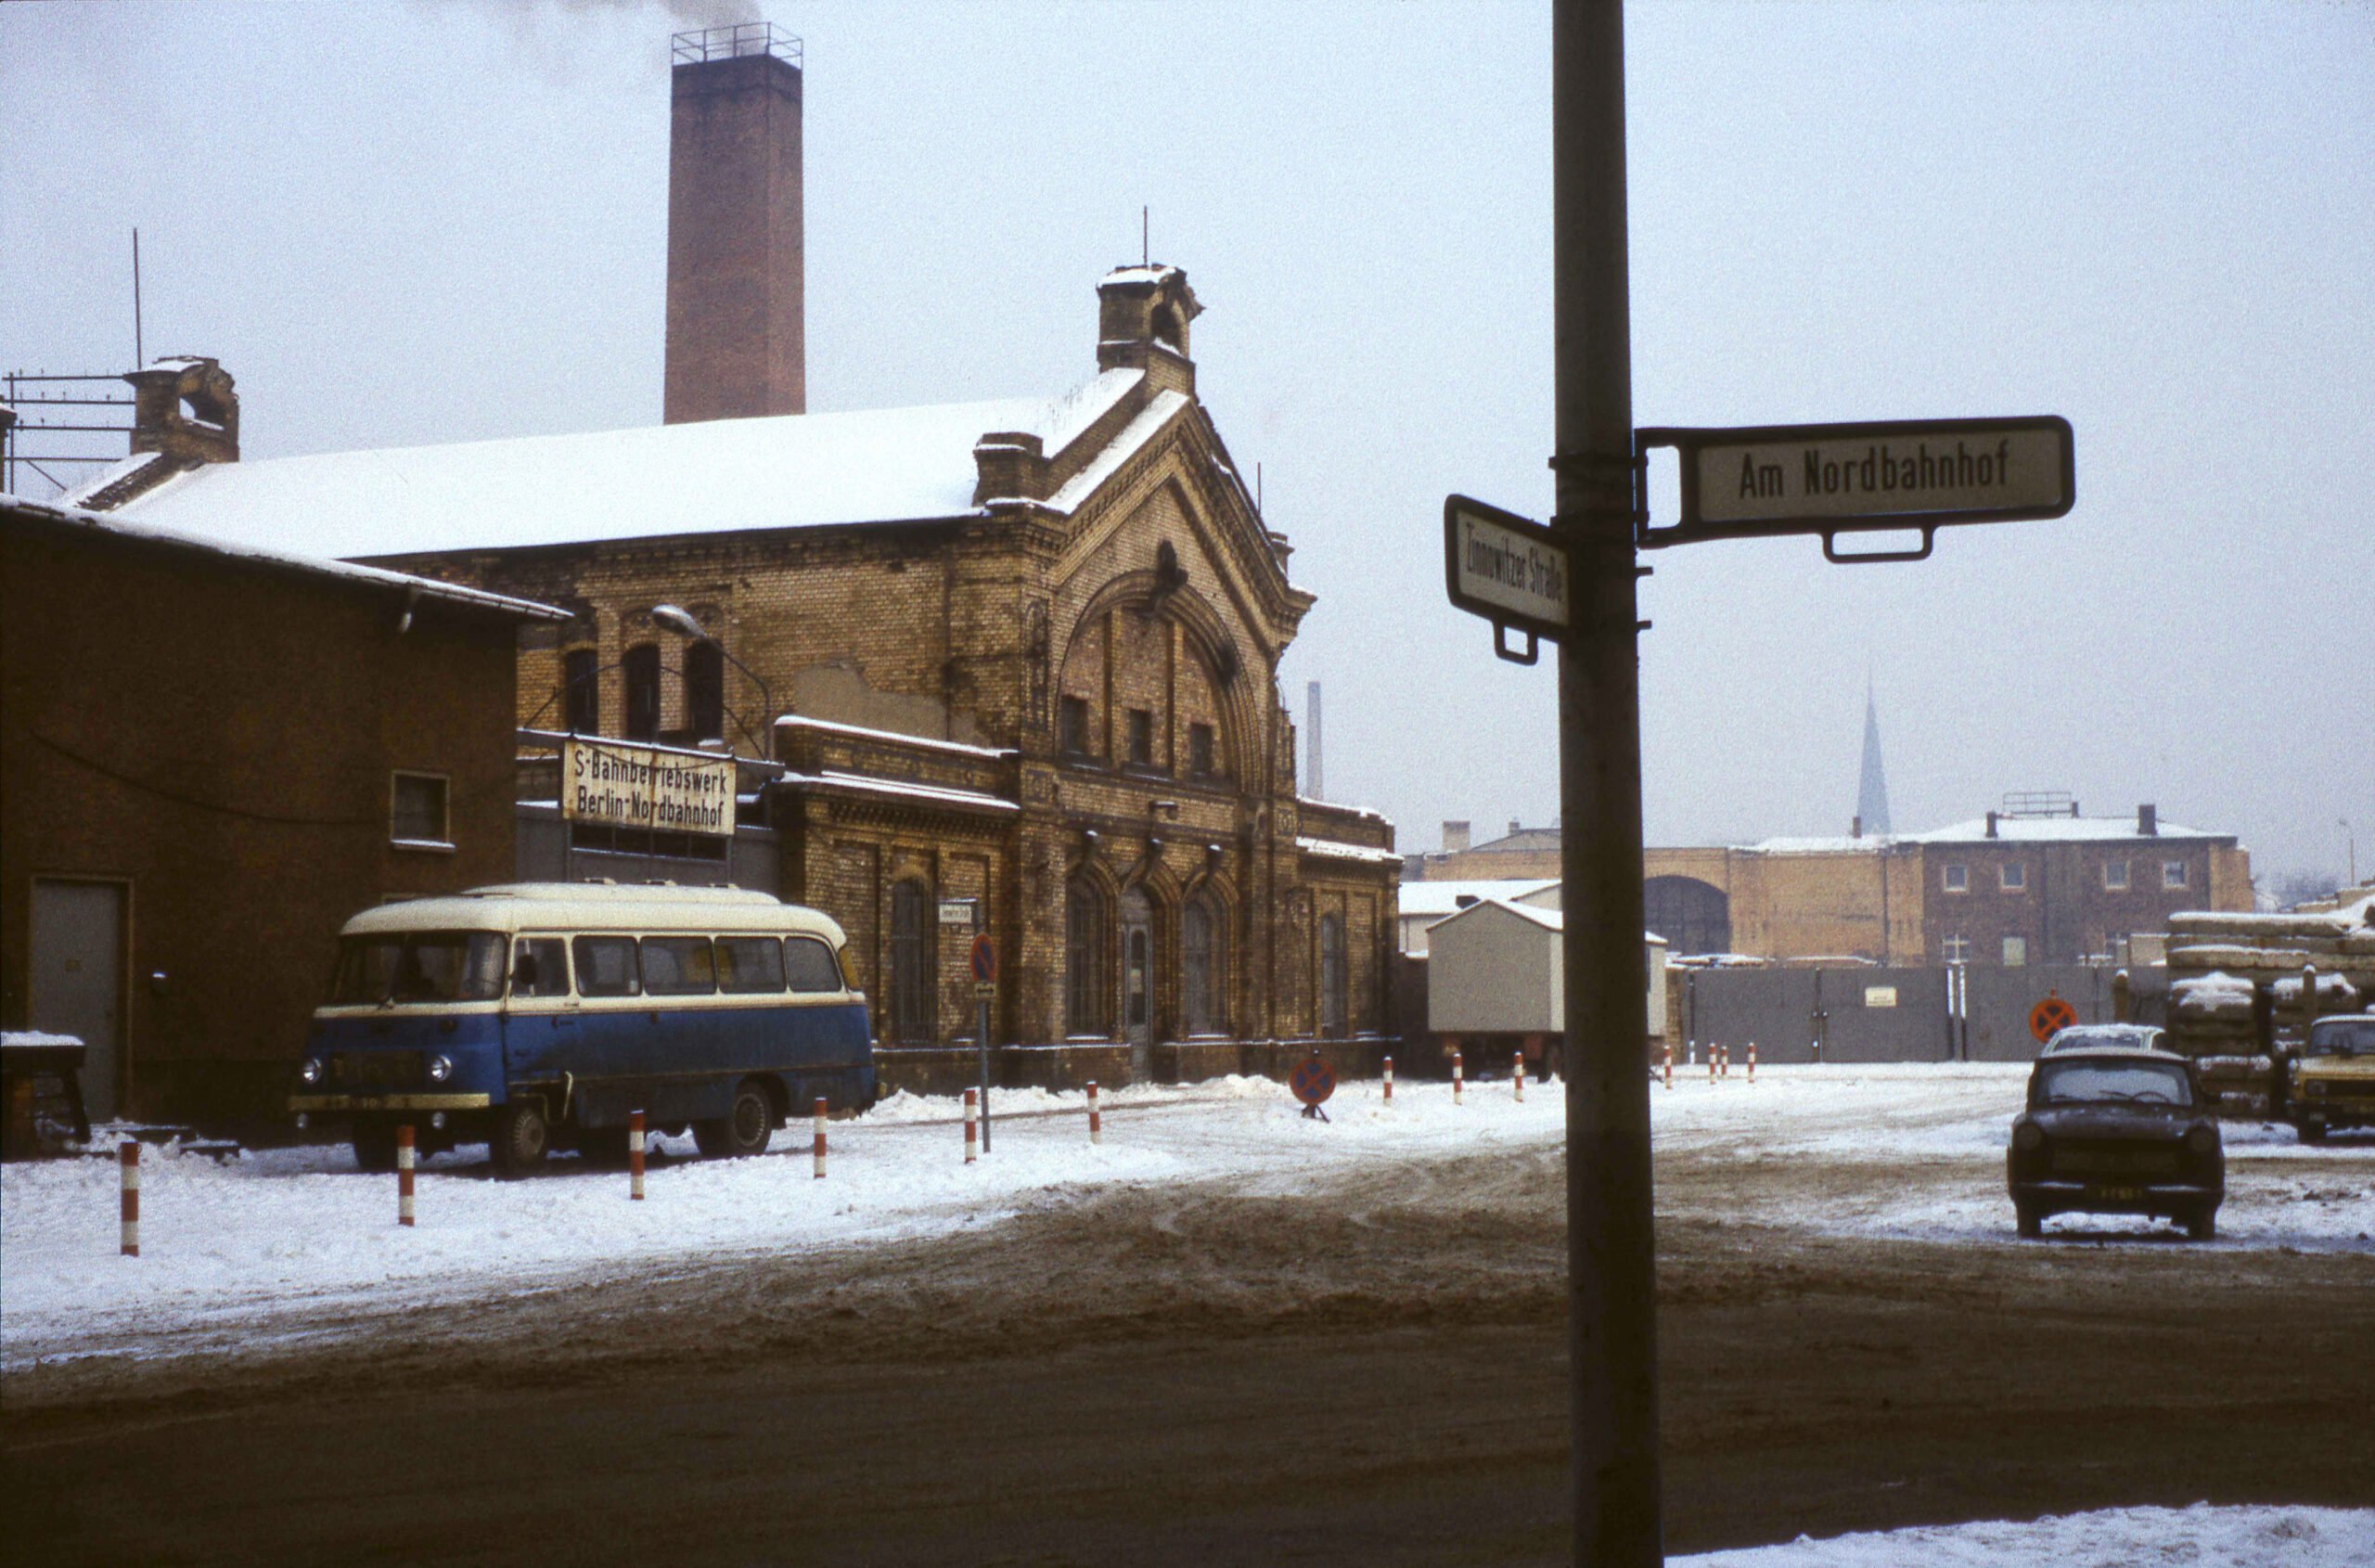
xmin=290 ymin=883 xmax=875 ymax=1173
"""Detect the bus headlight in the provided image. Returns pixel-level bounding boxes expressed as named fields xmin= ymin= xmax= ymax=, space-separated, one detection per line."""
xmin=300 ymin=1057 xmax=324 ymax=1085
xmin=428 ymin=1054 xmax=455 ymax=1083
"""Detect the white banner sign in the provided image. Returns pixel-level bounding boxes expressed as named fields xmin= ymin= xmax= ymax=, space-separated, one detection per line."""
xmin=562 ymin=739 xmax=736 ymax=837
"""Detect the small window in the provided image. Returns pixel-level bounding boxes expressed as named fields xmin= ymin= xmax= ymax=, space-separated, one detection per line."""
xmin=1942 ymin=863 xmax=1969 ymax=893
xmin=2102 ymin=858 xmax=2130 ymax=891
xmin=1059 ymin=695 xmax=1091 ymax=756
xmin=392 ymin=773 xmax=450 ymax=846
xmin=716 ymin=936 xmax=786 ymax=994
xmin=1940 ymin=933 xmax=1971 ymax=964
xmin=641 ymin=936 xmax=717 ymax=995
xmin=623 ymin=642 xmax=661 ymax=741
xmin=1999 ymin=862 xmax=2026 ymax=892
xmin=572 ymin=936 xmax=641 ymax=996
xmin=562 ymin=648 xmax=600 ymax=734
xmin=1188 ymin=722 xmax=1215 ymax=777
xmin=2002 ymin=936 xmax=2028 ymax=967
xmin=2163 ymin=860 xmax=2189 ymax=890
xmin=510 ymin=937 xmax=571 ymax=998
xmin=786 ymin=936 xmax=841 ymax=994
xmin=1125 ymin=708 xmax=1155 ymax=767
xmin=685 ymin=639 xmax=725 ymax=742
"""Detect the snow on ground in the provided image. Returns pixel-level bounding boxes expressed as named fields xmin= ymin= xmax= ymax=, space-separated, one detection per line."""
xmin=4 ymin=1065 xmax=2369 ymax=1368
xmin=1676 ymin=1502 xmax=2373 ymax=1567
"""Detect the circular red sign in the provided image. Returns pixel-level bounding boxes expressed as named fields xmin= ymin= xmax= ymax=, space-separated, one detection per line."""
xmin=1289 ymin=1054 xmax=1337 ymax=1106
xmin=2029 ymin=993 xmax=2077 ymax=1044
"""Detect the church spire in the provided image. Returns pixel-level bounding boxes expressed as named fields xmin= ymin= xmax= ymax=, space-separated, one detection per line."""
xmin=1856 ymin=683 xmax=1892 ymax=837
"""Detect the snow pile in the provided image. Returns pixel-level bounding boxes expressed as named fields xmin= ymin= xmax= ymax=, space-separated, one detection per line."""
xmin=2173 ymin=970 xmax=2257 ymax=1017
xmin=1 ymin=1030 xmax=83 ymax=1050
xmin=1677 ymin=1502 xmax=2372 ymax=1567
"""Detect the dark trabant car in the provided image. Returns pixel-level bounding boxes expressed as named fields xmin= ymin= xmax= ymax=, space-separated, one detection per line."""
xmin=2006 ymin=1047 xmax=2224 ymax=1240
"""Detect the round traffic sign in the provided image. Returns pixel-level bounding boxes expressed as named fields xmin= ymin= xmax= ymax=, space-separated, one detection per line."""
xmin=2029 ymin=992 xmax=2076 ymax=1044
xmin=969 ymin=933 xmax=996 ymax=985
xmin=1289 ymin=1053 xmax=1337 ymax=1107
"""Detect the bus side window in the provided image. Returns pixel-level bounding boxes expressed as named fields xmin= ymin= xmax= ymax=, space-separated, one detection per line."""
xmin=643 ymin=937 xmax=718 ymax=996
xmin=573 ymin=936 xmax=641 ymax=997
xmin=717 ymin=936 xmax=787 ymax=994
xmin=786 ymin=936 xmax=841 ymax=995
xmin=512 ymin=937 xmax=571 ymax=998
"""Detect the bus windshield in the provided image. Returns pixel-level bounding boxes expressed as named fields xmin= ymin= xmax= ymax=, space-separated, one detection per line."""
xmin=331 ymin=932 xmax=507 ymax=1005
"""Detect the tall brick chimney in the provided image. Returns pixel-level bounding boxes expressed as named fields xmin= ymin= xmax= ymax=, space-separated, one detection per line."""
xmin=664 ymin=22 xmax=804 ymax=425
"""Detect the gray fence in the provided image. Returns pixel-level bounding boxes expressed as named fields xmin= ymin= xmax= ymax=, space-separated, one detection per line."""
xmin=1675 ymin=963 xmax=2167 ymax=1063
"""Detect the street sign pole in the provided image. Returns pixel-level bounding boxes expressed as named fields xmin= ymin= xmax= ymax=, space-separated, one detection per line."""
xmin=1555 ymin=2 xmax=1662 ymax=1562
xmin=970 ymin=922 xmax=996 ymax=1153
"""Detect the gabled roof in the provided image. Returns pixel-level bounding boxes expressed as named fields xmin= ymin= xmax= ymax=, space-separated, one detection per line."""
xmin=1 ymin=491 xmax=567 ymax=622
xmin=76 ymin=369 xmax=1153 ymax=560
xmin=1396 ymin=879 xmax=1560 ymax=919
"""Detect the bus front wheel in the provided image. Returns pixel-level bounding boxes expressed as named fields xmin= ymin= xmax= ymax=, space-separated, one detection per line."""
xmin=696 ymin=1080 xmax=775 ymax=1159
xmin=491 ymin=1099 xmax=550 ymax=1176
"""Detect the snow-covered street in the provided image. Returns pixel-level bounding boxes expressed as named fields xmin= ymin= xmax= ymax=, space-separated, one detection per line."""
xmin=6 ymin=1063 xmax=2369 ymax=1370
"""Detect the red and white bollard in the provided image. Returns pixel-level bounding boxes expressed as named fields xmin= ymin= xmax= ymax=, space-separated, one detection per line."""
xmin=1719 ymin=1043 xmax=1729 ymax=1081
xmin=1747 ymin=1041 xmax=1757 ymax=1085
xmin=1087 ymin=1080 xmax=1103 ymax=1145
xmin=1513 ymin=1048 xmax=1525 ymax=1103
xmin=1453 ymin=1046 xmax=1465 ymax=1106
xmin=812 ymin=1097 xmax=828 ymax=1179
xmin=963 ymin=1086 xmax=979 ymax=1163
xmin=629 ymin=1110 xmax=647 ymax=1200
xmin=1709 ymin=1046 xmax=1718 ymax=1086
xmin=396 ymin=1124 xmax=417 ymax=1227
xmin=119 ymin=1140 xmax=139 ymax=1258
xmin=1662 ymin=1039 xmax=1674 ymax=1090
xmin=1382 ymin=1055 xmax=1394 ymax=1102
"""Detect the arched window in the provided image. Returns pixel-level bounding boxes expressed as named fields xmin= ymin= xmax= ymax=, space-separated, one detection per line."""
xmin=1318 ymin=912 xmax=1347 ymax=1038
xmin=1121 ymin=888 xmax=1153 ymax=1042
xmin=1183 ymin=894 xmax=1226 ymax=1037
xmin=685 ymin=639 xmax=725 ymax=742
xmin=562 ymin=647 xmax=599 ymax=734
xmin=1065 ymin=877 xmax=1107 ymax=1037
xmin=889 ymin=880 xmax=936 ymax=1045
xmin=623 ymin=643 xmax=661 ymax=741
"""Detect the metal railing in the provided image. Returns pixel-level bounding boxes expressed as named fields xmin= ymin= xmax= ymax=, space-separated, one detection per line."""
xmin=671 ymin=22 xmax=801 ymax=68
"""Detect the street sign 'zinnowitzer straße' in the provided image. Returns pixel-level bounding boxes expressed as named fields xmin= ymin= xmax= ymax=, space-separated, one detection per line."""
xmin=1636 ymin=415 xmax=2074 ymax=561
xmin=1444 ymin=494 xmax=1571 ymax=665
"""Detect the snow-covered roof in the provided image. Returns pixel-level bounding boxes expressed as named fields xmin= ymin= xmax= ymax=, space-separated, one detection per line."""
xmin=1295 ymin=835 xmax=1402 ymax=867
xmin=1 ymin=491 xmax=567 ymax=621
xmin=1396 ymin=879 xmax=1560 ymax=919
xmin=80 ymin=369 xmax=1154 ymax=560
xmin=773 ymin=714 xmax=1018 ymax=762
xmin=1433 ymin=896 xmax=1564 ymax=933
xmin=1747 ymin=815 xmax=2228 ymax=854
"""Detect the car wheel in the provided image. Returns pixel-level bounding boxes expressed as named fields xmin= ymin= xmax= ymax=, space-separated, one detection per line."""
xmin=351 ymin=1122 xmax=398 ymax=1174
xmin=2297 ymin=1120 xmax=2328 ymax=1145
xmin=2185 ymin=1206 xmax=2217 ymax=1241
xmin=490 ymin=1099 xmax=550 ymax=1176
xmin=2015 ymin=1202 xmax=2043 ymax=1240
xmin=694 ymin=1079 xmax=775 ymax=1158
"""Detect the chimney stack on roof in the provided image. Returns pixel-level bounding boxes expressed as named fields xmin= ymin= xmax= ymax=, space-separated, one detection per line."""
xmin=126 ymin=356 xmax=238 ymax=467
xmin=664 ymin=22 xmax=805 ymax=426
xmin=2139 ymin=803 xmax=2158 ymax=837
xmin=1096 ymin=264 xmax=1200 ymax=395
xmin=1443 ymin=820 xmax=1471 ymax=855
xmin=1985 ymin=810 xmax=1999 ymax=839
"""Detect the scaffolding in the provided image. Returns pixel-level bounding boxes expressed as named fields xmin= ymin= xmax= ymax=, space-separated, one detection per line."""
xmin=2 ymin=370 xmax=132 ymax=500
xmin=671 ymin=21 xmax=801 ymax=68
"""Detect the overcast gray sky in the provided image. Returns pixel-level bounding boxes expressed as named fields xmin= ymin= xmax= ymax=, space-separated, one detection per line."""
xmin=6 ymin=1 xmax=2369 ymax=884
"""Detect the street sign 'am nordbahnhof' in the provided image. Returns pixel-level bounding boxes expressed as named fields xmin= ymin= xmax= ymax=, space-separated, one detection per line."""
xmin=1637 ymin=415 xmax=2073 ymax=559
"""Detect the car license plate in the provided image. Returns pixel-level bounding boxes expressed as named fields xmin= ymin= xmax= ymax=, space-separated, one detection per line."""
xmin=2093 ymin=1185 xmax=2145 ymax=1202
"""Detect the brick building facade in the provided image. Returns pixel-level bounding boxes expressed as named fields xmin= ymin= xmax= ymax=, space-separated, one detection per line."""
xmin=82 ymin=268 xmax=1400 ymax=1086
xmin=2 ymin=492 xmax=563 ymax=1124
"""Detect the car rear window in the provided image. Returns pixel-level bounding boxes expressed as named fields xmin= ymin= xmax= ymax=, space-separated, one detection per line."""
xmin=2033 ymin=1058 xmax=2193 ymax=1107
